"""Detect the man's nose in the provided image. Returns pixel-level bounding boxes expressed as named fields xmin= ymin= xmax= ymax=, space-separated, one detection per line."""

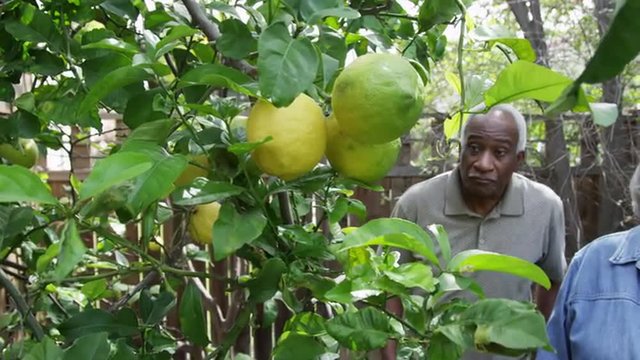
xmin=473 ymin=151 xmax=494 ymax=172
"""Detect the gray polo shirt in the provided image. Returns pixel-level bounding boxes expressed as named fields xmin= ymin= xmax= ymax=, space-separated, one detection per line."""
xmin=393 ymin=169 xmax=566 ymax=300
xmin=392 ymin=169 xmax=566 ymax=359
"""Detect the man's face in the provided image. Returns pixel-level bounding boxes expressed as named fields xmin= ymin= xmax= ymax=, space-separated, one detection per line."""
xmin=459 ymin=110 xmax=524 ymax=200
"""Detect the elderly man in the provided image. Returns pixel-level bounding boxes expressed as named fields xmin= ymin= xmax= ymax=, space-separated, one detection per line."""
xmin=538 ymin=164 xmax=640 ymax=359
xmin=385 ymin=104 xmax=566 ymax=360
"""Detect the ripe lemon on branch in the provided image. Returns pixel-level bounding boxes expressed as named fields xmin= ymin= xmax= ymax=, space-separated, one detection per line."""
xmin=174 ymin=154 xmax=210 ymax=187
xmin=247 ymin=93 xmax=326 ymax=181
xmin=331 ymin=53 xmax=425 ymax=144
xmin=188 ymin=202 xmax=221 ymax=245
xmin=325 ymin=115 xmax=400 ymax=184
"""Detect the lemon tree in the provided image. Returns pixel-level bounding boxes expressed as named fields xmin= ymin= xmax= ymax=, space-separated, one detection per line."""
xmin=325 ymin=115 xmax=401 ymax=184
xmin=1 ymin=0 xmax=632 ymax=359
xmin=331 ymin=53 xmax=426 ymax=144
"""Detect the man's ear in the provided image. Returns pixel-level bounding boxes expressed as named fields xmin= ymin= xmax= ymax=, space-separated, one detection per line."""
xmin=516 ymin=151 xmax=525 ymax=164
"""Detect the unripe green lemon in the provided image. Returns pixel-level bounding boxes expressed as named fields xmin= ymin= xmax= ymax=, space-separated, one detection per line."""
xmin=331 ymin=53 xmax=425 ymax=144
xmin=0 ymin=138 xmax=39 ymax=168
xmin=325 ymin=115 xmax=400 ymax=184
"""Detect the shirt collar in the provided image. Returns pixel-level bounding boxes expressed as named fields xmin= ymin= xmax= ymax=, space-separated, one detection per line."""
xmin=444 ymin=168 xmax=525 ymax=217
xmin=609 ymin=226 xmax=640 ymax=265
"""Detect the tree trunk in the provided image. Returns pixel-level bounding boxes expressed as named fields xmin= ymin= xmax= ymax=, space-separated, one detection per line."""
xmin=594 ymin=0 xmax=632 ymax=237
xmin=506 ymin=0 xmax=583 ymax=258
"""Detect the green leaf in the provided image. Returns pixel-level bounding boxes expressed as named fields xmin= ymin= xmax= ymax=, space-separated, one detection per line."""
xmin=384 ymin=262 xmax=436 ymax=293
xmin=443 ymin=112 xmax=469 ymax=140
xmin=418 ymin=0 xmax=474 ymax=32
xmin=123 ymin=89 xmax=166 ymax=129
xmin=212 ymin=203 xmax=267 ymax=261
xmin=472 ymin=26 xmax=536 ymax=62
xmin=338 ymin=218 xmax=439 ymax=267
xmin=246 ymin=258 xmax=287 ymax=303
xmin=272 ymin=332 xmax=325 ymax=360
xmin=308 ymin=7 xmax=361 ymax=24
xmin=484 ymin=61 xmax=573 ymax=107
xmin=78 ymin=66 xmax=152 ymax=115
xmin=0 ymin=206 xmax=33 ymax=241
xmin=59 ymin=309 xmax=139 ymax=341
xmin=257 ymin=22 xmax=319 ymax=107
xmin=52 ymin=220 xmax=87 ymax=281
xmin=218 ymin=19 xmax=257 ymax=60
xmin=154 ymin=25 xmax=199 ymax=59
xmin=29 ymin=50 xmax=66 ymax=76
xmin=121 ymin=147 xmax=188 ymax=212
xmin=0 ymin=79 xmax=15 ymax=102
xmin=81 ymin=279 xmax=108 ymax=301
xmin=172 ymin=179 xmax=245 ymax=206
xmin=23 ymin=336 xmax=63 ymax=360
xmin=428 ymin=224 xmax=451 ymax=263
xmin=447 ymin=250 xmax=551 ymax=289
xmin=589 ymin=102 xmax=619 ymax=127
xmin=4 ymin=4 xmax=64 ymax=53
xmin=100 ymin=0 xmax=139 ymax=19
xmin=143 ymin=292 xmax=176 ymax=326
xmin=426 ymin=332 xmax=463 ymax=360
xmin=576 ymin=0 xmax=640 ymax=84
xmin=326 ymin=307 xmax=393 ymax=351
xmin=120 ymin=119 xmax=176 ymax=149
xmin=178 ymin=64 xmax=256 ymax=96
xmin=0 ymin=165 xmax=58 ymax=204
xmin=284 ymin=312 xmax=327 ymax=336
xmin=179 ymin=282 xmax=209 ymax=346
xmin=63 ymin=332 xmax=110 ymax=360
xmin=79 ymin=152 xmax=153 ymax=200
xmin=461 ymin=299 xmax=551 ymax=351
xmin=81 ymin=38 xmax=139 ymax=55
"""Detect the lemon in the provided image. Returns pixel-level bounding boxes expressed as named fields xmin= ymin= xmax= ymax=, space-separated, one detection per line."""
xmin=188 ymin=202 xmax=221 ymax=245
xmin=0 ymin=138 xmax=39 ymax=168
xmin=331 ymin=53 xmax=425 ymax=144
xmin=325 ymin=115 xmax=400 ymax=184
xmin=174 ymin=154 xmax=210 ymax=187
xmin=247 ymin=94 xmax=326 ymax=181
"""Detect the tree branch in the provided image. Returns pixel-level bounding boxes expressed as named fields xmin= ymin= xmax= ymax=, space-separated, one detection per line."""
xmin=109 ymin=271 xmax=159 ymax=312
xmin=181 ymin=0 xmax=257 ymax=77
xmin=0 ymin=269 xmax=44 ymax=341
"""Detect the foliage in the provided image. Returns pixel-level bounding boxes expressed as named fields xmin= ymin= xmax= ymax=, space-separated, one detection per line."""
xmin=0 ymin=0 xmax=635 ymax=359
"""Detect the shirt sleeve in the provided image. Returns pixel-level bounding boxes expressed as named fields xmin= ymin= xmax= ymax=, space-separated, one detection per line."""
xmin=537 ymin=197 xmax=567 ymax=282
xmin=537 ymin=253 xmax=582 ymax=360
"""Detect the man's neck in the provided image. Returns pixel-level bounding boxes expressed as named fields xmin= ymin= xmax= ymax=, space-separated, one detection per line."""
xmin=462 ymin=195 xmax=500 ymax=217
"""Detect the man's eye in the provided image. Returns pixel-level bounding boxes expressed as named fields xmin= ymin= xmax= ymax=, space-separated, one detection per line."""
xmin=468 ymin=144 xmax=480 ymax=153
xmin=495 ymin=149 xmax=508 ymax=157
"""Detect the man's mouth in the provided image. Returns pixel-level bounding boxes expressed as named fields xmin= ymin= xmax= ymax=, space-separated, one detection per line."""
xmin=468 ymin=176 xmax=497 ymax=184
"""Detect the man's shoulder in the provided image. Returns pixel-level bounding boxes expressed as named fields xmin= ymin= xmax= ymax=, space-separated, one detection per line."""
xmin=515 ymin=173 xmax=562 ymax=207
xmin=574 ymin=229 xmax=632 ymax=264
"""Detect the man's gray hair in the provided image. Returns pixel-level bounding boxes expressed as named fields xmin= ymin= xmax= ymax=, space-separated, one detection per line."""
xmin=460 ymin=104 xmax=527 ymax=153
xmin=630 ymin=164 xmax=640 ymax=217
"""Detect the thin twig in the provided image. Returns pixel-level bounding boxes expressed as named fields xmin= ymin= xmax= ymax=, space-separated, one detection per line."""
xmin=455 ymin=0 xmax=467 ymax=142
xmin=109 ymin=271 xmax=159 ymax=312
xmin=181 ymin=0 xmax=257 ymax=77
xmin=0 ymin=269 xmax=44 ymax=341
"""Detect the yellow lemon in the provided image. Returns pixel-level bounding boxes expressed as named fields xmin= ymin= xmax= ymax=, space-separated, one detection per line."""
xmin=174 ymin=154 xmax=210 ymax=187
xmin=331 ymin=53 xmax=425 ymax=144
xmin=325 ymin=115 xmax=401 ymax=184
xmin=188 ymin=202 xmax=221 ymax=245
xmin=247 ymin=94 xmax=326 ymax=181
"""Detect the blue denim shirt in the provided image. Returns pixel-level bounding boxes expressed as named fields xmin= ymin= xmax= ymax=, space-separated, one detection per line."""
xmin=537 ymin=226 xmax=640 ymax=360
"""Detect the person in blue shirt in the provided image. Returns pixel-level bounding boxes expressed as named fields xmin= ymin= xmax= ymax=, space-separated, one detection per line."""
xmin=538 ymin=163 xmax=640 ymax=359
